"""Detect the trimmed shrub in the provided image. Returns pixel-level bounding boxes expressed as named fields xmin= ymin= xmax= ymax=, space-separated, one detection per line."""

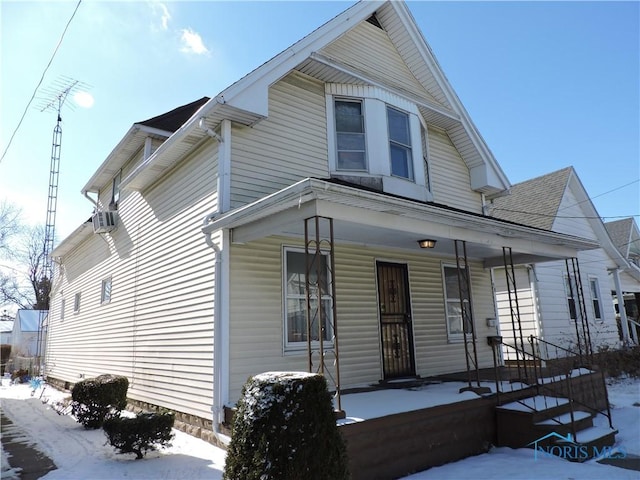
xmin=223 ymin=372 xmax=349 ymax=480
xmin=71 ymin=374 xmax=129 ymax=429
xmin=103 ymin=411 xmax=175 ymax=459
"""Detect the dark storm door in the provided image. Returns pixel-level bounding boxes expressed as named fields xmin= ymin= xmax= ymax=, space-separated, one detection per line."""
xmin=376 ymin=261 xmax=416 ymax=379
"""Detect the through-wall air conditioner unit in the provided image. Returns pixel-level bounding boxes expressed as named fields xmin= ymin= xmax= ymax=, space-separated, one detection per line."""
xmin=92 ymin=210 xmax=118 ymax=234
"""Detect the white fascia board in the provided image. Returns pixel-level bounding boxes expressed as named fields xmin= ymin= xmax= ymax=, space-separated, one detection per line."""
xmin=50 ymin=220 xmax=94 ymax=258
xmin=392 ymin=1 xmax=511 ymax=194
xmin=309 ymin=52 xmax=459 ymax=125
xmin=566 ymin=170 xmax=630 ymax=268
xmin=213 ymin=1 xmax=382 ymax=117
xmin=203 ymin=178 xmax=598 ymax=253
xmin=83 ymin=124 xmax=172 ymax=193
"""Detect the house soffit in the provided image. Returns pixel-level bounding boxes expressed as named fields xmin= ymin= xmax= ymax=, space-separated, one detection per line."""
xmin=204 ymin=178 xmax=597 ymax=267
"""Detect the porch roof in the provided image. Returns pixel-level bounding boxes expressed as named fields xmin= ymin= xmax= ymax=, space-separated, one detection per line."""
xmin=202 ymin=178 xmax=598 ymax=268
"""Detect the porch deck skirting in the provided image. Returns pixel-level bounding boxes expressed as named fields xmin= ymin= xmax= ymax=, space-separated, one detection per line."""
xmin=47 ymin=372 xmax=608 ymax=479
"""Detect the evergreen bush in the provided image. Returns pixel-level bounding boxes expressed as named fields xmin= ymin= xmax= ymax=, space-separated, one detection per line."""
xmin=71 ymin=374 xmax=129 ymax=429
xmin=103 ymin=411 xmax=175 ymax=459
xmin=223 ymin=372 xmax=349 ymax=480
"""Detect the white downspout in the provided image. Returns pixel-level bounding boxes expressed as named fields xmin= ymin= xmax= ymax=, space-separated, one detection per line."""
xmin=200 ymin=117 xmax=230 ymax=446
xmin=204 ymin=227 xmax=230 ymax=447
xmin=83 ymin=191 xmax=98 ymax=208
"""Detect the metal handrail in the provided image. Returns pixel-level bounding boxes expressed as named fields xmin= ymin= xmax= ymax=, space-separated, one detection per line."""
xmin=529 ymin=335 xmax=613 ymax=429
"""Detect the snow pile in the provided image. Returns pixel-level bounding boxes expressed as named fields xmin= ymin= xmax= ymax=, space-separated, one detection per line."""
xmin=1 ymin=377 xmax=638 ymax=479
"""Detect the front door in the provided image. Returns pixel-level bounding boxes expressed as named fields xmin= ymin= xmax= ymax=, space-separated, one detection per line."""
xmin=376 ymin=261 xmax=416 ymax=379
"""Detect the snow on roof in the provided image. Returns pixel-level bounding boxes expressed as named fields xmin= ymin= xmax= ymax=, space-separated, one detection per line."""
xmin=16 ymin=310 xmax=47 ymax=332
xmin=0 ymin=320 xmax=13 ymax=333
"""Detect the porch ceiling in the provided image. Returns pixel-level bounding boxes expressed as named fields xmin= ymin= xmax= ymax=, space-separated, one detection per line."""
xmin=203 ymin=178 xmax=598 ymax=268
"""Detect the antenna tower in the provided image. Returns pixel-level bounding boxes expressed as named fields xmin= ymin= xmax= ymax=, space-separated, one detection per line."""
xmin=34 ymin=76 xmax=89 ymax=375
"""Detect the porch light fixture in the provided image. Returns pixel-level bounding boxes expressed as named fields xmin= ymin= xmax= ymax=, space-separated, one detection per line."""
xmin=418 ymin=239 xmax=437 ymax=249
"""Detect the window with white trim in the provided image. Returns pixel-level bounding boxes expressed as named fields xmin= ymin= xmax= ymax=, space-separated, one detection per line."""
xmin=589 ymin=277 xmax=602 ymax=321
xmin=283 ymin=248 xmax=333 ymax=352
xmin=335 ymin=99 xmax=367 ymax=171
xmin=101 ymin=277 xmax=112 ymax=305
xmin=442 ymin=265 xmax=472 ymax=340
xmin=387 ymin=106 xmax=413 ymax=180
xmin=326 ymin=85 xmax=431 ymax=202
xmin=73 ymin=293 xmax=81 ymax=313
xmin=110 ymin=172 xmax=121 ymax=208
xmin=564 ymin=275 xmax=577 ymax=321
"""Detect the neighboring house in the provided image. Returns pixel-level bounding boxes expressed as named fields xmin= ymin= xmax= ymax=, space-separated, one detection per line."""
xmin=47 ymin=1 xmax=597 ymax=444
xmin=490 ymin=167 xmax=638 ymax=355
xmin=605 ymin=217 xmax=640 ymax=340
xmin=0 ymin=320 xmax=13 ymax=345
xmin=12 ymin=309 xmax=47 ymax=357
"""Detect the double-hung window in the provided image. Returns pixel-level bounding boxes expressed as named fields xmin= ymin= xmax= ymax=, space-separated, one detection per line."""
xmin=283 ymin=248 xmax=333 ymax=351
xmin=387 ymin=106 xmax=413 ymax=180
xmin=101 ymin=277 xmax=112 ymax=305
xmin=73 ymin=293 xmax=81 ymax=314
xmin=565 ymin=275 xmax=577 ymax=321
xmin=589 ymin=278 xmax=602 ymax=321
xmin=335 ymin=99 xmax=366 ymax=171
xmin=442 ymin=265 xmax=472 ymax=340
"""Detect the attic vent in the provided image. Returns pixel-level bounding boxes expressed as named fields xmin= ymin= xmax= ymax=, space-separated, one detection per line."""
xmin=92 ymin=211 xmax=118 ymax=234
xmin=366 ymin=14 xmax=383 ymax=30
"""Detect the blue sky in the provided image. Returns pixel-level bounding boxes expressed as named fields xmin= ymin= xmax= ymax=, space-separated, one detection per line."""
xmin=1 ymin=1 xmax=638 ymax=243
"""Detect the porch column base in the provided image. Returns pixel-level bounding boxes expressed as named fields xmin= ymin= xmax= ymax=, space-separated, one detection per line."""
xmin=334 ymin=409 xmax=346 ymax=420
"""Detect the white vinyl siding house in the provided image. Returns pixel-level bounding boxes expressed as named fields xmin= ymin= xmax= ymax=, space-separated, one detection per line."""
xmin=49 ymin=136 xmax=219 ymax=420
xmin=491 ymin=167 xmax=623 ymax=354
xmin=47 ymin=2 xmax=598 ymax=442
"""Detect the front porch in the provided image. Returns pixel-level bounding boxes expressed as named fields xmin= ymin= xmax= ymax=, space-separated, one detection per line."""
xmin=337 ymin=367 xmax=612 ymax=480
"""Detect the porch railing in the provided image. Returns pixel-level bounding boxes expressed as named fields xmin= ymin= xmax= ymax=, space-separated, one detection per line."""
xmin=489 ymin=335 xmax=613 ymax=434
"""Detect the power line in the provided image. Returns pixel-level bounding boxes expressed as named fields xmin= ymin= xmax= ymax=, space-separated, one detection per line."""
xmin=0 ymin=0 xmax=82 ymax=164
xmin=557 ymin=178 xmax=640 ymax=213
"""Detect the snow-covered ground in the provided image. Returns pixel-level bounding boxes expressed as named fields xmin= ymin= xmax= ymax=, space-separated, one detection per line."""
xmin=1 ymin=376 xmax=638 ymax=479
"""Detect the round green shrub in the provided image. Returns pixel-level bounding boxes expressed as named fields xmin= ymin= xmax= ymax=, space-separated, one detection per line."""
xmin=103 ymin=411 xmax=175 ymax=459
xmin=71 ymin=374 xmax=129 ymax=429
xmin=223 ymin=372 xmax=349 ymax=480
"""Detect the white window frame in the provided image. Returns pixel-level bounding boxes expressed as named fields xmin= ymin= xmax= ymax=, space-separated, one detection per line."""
xmin=589 ymin=277 xmax=603 ymax=321
xmin=101 ymin=277 xmax=112 ymax=305
xmin=111 ymin=171 xmax=121 ymax=208
xmin=564 ymin=275 xmax=578 ymax=321
xmin=325 ymin=84 xmax=431 ymax=202
xmin=387 ymin=105 xmax=414 ymax=180
xmin=283 ymin=247 xmax=334 ymax=353
xmin=73 ymin=293 xmax=81 ymax=314
xmin=334 ymin=98 xmax=368 ymax=172
xmin=442 ymin=264 xmax=473 ymax=342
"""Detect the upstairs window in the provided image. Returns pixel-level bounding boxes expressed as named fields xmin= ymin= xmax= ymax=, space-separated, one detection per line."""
xmin=335 ymin=99 xmax=366 ymax=171
xmin=110 ymin=172 xmax=121 ymax=209
xmin=387 ymin=106 xmax=413 ymax=180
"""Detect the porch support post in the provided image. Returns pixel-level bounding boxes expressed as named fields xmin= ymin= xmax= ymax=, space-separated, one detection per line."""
xmin=502 ymin=247 xmax=527 ymax=381
xmin=610 ymin=267 xmax=632 ymax=344
xmin=305 ymin=216 xmax=343 ymax=414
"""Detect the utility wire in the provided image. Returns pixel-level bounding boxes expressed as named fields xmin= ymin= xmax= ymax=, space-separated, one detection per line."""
xmin=557 ymin=178 xmax=640 ymax=213
xmin=0 ymin=0 xmax=82 ymax=164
